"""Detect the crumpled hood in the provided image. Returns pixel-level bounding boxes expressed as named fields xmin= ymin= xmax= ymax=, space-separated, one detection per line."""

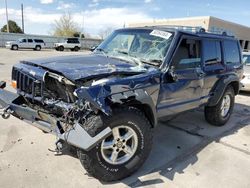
xmin=20 ymin=54 xmax=149 ymax=81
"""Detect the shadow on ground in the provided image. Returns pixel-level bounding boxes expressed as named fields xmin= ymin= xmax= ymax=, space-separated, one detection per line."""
xmin=58 ymin=102 xmax=250 ymax=187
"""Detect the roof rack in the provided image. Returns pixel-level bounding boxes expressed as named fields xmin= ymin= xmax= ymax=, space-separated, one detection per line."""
xmin=148 ymin=25 xmax=232 ymax=36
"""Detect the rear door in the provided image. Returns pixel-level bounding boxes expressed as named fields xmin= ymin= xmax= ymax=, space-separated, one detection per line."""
xmin=157 ymin=36 xmax=204 ymax=117
xmin=27 ymin=39 xmax=34 ymax=48
xmin=201 ymin=39 xmax=225 ymax=102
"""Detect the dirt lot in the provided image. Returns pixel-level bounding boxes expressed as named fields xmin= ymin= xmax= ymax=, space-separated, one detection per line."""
xmin=0 ymin=48 xmax=250 ymax=188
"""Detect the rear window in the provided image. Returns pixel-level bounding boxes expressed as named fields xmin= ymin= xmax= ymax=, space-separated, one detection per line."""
xmin=34 ymin=39 xmax=44 ymax=43
xmin=223 ymin=40 xmax=240 ymax=65
xmin=67 ymin=39 xmax=79 ymax=43
xmin=243 ymin=54 xmax=250 ymax=65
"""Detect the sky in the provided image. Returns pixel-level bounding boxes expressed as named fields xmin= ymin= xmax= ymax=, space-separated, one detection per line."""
xmin=0 ymin=0 xmax=250 ymax=37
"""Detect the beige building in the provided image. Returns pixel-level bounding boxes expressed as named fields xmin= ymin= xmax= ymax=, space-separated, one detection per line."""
xmin=129 ymin=16 xmax=250 ymax=50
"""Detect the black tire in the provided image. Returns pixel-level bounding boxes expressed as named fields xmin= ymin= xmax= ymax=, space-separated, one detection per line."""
xmin=59 ymin=46 xmax=64 ymax=51
xmin=205 ymin=86 xmax=235 ymax=126
xmin=74 ymin=46 xmax=80 ymax=51
xmin=78 ymin=107 xmax=153 ymax=182
xmin=12 ymin=45 xmax=18 ymax=50
xmin=35 ymin=45 xmax=41 ymax=51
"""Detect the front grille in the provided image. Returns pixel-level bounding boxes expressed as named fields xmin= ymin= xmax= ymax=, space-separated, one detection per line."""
xmin=14 ymin=69 xmax=44 ymax=101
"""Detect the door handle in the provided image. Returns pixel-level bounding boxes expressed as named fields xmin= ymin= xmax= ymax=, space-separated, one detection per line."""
xmin=196 ymin=69 xmax=206 ymax=77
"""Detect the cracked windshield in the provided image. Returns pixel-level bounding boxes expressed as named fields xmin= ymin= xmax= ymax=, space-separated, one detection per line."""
xmin=96 ymin=29 xmax=174 ymax=66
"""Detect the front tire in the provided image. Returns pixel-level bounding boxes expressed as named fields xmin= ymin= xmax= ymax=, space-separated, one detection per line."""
xmin=205 ymin=86 xmax=235 ymax=126
xmin=59 ymin=46 xmax=64 ymax=51
xmin=12 ymin=45 xmax=18 ymax=50
xmin=74 ymin=46 xmax=80 ymax=51
xmin=78 ymin=107 xmax=153 ymax=182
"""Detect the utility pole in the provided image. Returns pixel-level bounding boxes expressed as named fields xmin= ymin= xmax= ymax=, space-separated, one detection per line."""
xmin=81 ymin=13 xmax=84 ymax=38
xmin=21 ymin=3 xmax=24 ymax=33
xmin=4 ymin=0 xmax=9 ymax=33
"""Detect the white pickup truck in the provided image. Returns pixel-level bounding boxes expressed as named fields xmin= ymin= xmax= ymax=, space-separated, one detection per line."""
xmin=54 ymin=38 xmax=81 ymax=51
xmin=5 ymin=38 xmax=46 ymax=51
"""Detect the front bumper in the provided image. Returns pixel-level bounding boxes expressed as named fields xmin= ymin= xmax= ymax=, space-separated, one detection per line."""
xmin=0 ymin=86 xmax=111 ymax=151
xmin=5 ymin=44 xmax=11 ymax=49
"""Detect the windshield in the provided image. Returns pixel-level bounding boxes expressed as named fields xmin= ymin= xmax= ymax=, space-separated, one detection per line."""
xmin=96 ymin=29 xmax=174 ymax=66
xmin=243 ymin=54 xmax=250 ymax=65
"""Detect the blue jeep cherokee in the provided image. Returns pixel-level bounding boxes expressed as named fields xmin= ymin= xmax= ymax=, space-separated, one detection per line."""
xmin=0 ymin=27 xmax=243 ymax=181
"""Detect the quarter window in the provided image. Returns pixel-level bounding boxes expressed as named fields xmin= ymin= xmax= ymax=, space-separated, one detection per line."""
xmin=224 ymin=40 xmax=240 ymax=64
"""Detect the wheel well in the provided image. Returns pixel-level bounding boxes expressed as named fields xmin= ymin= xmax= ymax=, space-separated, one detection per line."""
xmin=229 ymin=81 xmax=239 ymax=95
xmin=36 ymin=45 xmax=41 ymax=48
xmin=111 ymin=102 xmax=155 ymax=128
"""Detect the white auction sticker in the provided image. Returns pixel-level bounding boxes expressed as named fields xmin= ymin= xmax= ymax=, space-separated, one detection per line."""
xmin=150 ymin=30 xmax=172 ymax=39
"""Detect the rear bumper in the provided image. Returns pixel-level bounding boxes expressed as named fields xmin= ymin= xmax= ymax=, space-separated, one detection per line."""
xmin=240 ymin=78 xmax=250 ymax=91
xmin=0 ymin=88 xmax=111 ymax=151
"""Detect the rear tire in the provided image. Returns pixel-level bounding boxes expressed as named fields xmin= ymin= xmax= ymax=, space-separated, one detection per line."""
xmin=78 ymin=107 xmax=153 ymax=182
xmin=205 ymin=86 xmax=235 ymax=126
xmin=35 ymin=45 xmax=41 ymax=51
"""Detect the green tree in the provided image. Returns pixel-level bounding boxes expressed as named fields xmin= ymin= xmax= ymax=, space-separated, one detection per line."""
xmin=52 ymin=13 xmax=80 ymax=37
xmin=1 ymin=20 xmax=23 ymax=33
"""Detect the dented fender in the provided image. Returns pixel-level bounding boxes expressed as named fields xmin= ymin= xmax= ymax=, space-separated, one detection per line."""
xmin=75 ymin=71 xmax=161 ymax=126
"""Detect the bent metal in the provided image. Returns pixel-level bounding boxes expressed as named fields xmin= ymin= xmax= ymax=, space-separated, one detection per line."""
xmin=0 ymin=27 xmax=243 ymax=181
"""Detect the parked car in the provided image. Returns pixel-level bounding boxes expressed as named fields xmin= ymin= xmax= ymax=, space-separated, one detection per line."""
xmin=54 ymin=38 xmax=81 ymax=51
xmin=0 ymin=27 xmax=243 ymax=182
xmin=5 ymin=38 xmax=46 ymax=51
xmin=240 ymin=52 xmax=250 ymax=91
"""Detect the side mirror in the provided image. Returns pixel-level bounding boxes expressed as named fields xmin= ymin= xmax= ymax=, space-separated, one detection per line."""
xmin=168 ymin=66 xmax=178 ymax=82
xmin=90 ymin=46 xmax=98 ymax=52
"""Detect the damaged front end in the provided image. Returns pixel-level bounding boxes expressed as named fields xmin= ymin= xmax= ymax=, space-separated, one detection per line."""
xmin=0 ymin=60 xmax=160 ymax=151
xmin=0 ymin=68 xmax=113 ymax=151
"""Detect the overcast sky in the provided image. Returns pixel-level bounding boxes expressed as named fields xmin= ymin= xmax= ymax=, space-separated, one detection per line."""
xmin=0 ymin=0 xmax=250 ymax=36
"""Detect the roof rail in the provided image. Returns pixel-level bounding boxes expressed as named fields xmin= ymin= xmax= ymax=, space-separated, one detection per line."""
xmin=150 ymin=25 xmax=203 ymax=32
xmin=147 ymin=25 xmax=233 ymax=36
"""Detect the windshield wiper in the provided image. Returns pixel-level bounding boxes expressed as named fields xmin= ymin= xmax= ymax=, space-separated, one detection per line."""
xmin=140 ymin=59 xmax=162 ymax=66
xmin=115 ymin=49 xmax=129 ymax=55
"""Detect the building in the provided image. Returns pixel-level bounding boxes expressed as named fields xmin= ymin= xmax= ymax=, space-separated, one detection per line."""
xmin=129 ymin=16 xmax=250 ymax=51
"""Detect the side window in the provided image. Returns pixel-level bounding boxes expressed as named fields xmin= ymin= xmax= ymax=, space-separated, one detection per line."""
xmin=28 ymin=39 xmax=33 ymax=43
xmin=203 ymin=40 xmax=222 ymax=65
xmin=22 ymin=39 xmax=27 ymax=43
xmin=172 ymin=38 xmax=201 ymax=70
xmin=224 ymin=40 xmax=240 ymax=65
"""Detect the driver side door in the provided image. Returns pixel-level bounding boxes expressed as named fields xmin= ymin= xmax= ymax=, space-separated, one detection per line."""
xmin=157 ymin=36 xmax=205 ymax=118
